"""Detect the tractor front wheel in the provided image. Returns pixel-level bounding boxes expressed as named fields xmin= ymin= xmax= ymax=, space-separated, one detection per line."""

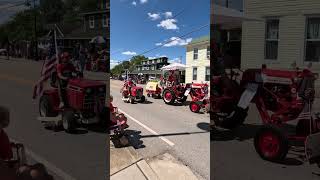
xmin=39 ymin=95 xmax=57 ymax=117
xmin=62 ymin=110 xmax=76 ymax=133
xmin=189 ymin=102 xmax=200 ymax=113
xmin=163 ymin=89 xmax=175 ymax=105
xmin=129 ymin=97 xmax=135 ymax=104
xmin=139 ymin=96 xmax=146 ymax=103
xmin=254 ymin=125 xmax=289 ymax=162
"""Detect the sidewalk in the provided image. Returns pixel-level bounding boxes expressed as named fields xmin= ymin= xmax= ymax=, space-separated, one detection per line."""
xmin=110 ymin=137 xmax=200 ymax=180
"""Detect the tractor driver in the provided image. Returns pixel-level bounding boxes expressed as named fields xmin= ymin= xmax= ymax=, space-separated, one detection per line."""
xmin=56 ymin=52 xmax=78 ymax=108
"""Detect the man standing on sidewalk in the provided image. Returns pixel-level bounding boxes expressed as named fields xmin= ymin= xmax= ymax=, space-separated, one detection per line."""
xmin=79 ymin=44 xmax=87 ymax=73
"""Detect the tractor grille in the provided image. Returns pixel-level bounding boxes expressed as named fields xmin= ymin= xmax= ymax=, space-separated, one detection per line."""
xmin=83 ymin=87 xmax=106 ymax=110
xmin=136 ymin=89 xmax=143 ymax=98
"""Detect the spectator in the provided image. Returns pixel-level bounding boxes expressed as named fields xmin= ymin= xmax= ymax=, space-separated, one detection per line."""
xmin=0 ymin=106 xmax=13 ymax=161
xmin=79 ymin=44 xmax=86 ymax=73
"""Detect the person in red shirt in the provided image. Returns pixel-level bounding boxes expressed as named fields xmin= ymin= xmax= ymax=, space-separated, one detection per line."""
xmin=56 ymin=52 xmax=78 ymax=107
xmin=0 ymin=106 xmax=12 ymax=161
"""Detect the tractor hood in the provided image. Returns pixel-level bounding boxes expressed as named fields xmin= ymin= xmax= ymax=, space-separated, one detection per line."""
xmin=69 ymin=78 xmax=106 ymax=88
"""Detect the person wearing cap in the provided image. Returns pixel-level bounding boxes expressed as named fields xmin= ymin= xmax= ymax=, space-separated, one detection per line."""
xmin=56 ymin=52 xmax=77 ymax=108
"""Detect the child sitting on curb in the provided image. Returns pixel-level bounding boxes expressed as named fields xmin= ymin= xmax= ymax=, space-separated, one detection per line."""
xmin=0 ymin=106 xmax=53 ymax=180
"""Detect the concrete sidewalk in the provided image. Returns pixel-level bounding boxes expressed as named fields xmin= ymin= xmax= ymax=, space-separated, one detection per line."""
xmin=110 ymin=138 xmax=200 ymax=180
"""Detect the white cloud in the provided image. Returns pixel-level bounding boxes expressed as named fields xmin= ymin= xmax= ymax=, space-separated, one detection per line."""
xmin=132 ymin=1 xmax=137 ymax=6
xmin=140 ymin=0 xmax=148 ymax=4
xmin=147 ymin=13 xmax=161 ymax=21
xmin=163 ymin=12 xmax=173 ymax=18
xmin=148 ymin=57 xmax=156 ymax=59
xmin=110 ymin=59 xmax=119 ymax=69
xmin=157 ymin=19 xmax=179 ymax=30
xmin=122 ymin=51 xmax=137 ymax=55
xmin=155 ymin=42 xmax=162 ymax=46
xmin=169 ymin=57 xmax=182 ymax=63
xmin=162 ymin=37 xmax=193 ymax=47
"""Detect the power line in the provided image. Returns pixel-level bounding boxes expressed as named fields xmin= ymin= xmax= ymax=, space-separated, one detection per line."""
xmin=137 ymin=23 xmax=209 ymax=57
xmin=0 ymin=1 xmax=28 ymax=11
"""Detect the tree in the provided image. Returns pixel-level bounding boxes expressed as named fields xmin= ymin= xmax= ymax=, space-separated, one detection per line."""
xmin=129 ymin=55 xmax=148 ymax=72
xmin=39 ymin=0 xmax=65 ymax=23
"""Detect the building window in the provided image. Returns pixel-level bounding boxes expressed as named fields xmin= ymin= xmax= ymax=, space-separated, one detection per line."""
xmin=306 ymin=17 xmax=320 ymax=62
xmin=193 ymin=48 xmax=198 ymax=60
xmin=207 ymin=46 xmax=210 ymax=59
xmin=265 ymin=19 xmax=279 ymax=60
xmin=192 ymin=67 xmax=197 ymax=81
xmin=89 ymin=16 xmax=95 ymax=29
xmin=205 ymin=67 xmax=210 ymax=81
xmin=102 ymin=15 xmax=108 ymax=27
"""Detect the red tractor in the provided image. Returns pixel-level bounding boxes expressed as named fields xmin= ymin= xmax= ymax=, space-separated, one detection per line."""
xmin=212 ymin=65 xmax=320 ymax=165
xmin=162 ymin=82 xmax=189 ymax=105
xmin=121 ymin=80 xmax=146 ymax=104
xmin=38 ymin=72 xmax=107 ymax=132
xmin=188 ymin=83 xmax=210 ymax=113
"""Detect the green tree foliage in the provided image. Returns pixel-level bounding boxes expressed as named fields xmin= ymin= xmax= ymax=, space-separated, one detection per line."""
xmin=39 ymin=0 xmax=65 ymax=23
xmin=111 ymin=55 xmax=148 ymax=76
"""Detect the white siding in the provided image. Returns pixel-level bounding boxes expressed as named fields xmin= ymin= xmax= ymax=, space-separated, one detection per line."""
xmin=243 ymin=0 xmax=320 ymax=96
xmin=185 ymin=41 xmax=210 ymax=84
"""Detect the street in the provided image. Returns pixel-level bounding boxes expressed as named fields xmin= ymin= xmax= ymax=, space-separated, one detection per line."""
xmin=110 ymin=80 xmax=210 ymax=179
xmin=212 ymin=104 xmax=320 ymax=180
xmin=0 ymin=58 xmax=108 ymax=180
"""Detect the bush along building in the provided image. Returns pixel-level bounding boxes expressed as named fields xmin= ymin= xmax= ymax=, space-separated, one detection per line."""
xmin=185 ymin=36 xmax=210 ymax=84
xmin=130 ymin=57 xmax=170 ymax=80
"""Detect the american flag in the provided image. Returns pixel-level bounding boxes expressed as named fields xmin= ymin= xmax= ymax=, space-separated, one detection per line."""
xmin=32 ymin=30 xmax=59 ymax=99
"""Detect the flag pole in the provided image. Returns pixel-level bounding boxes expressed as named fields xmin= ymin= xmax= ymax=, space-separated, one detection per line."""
xmin=54 ymin=24 xmax=59 ymax=61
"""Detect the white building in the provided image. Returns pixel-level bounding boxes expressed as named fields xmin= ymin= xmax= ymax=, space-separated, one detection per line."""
xmin=241 ymin=0 xmax=320 ymax=93
xmin=185 ymin=36 xmax=210 ymax=84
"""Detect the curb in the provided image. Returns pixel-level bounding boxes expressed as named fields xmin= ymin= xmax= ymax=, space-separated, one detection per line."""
xmin=136 ymin=160 xmax=159 ymax=180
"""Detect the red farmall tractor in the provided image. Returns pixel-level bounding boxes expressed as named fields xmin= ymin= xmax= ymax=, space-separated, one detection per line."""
xmin=212 ymin=65 xmax=320 ymax=165
xmin=120 ymin=80 xmax=146 ymax=103
xmin=38 ymin=71 xmax=107 ymax=132
xmin=188 ymin=83 xmax=210 ymax=113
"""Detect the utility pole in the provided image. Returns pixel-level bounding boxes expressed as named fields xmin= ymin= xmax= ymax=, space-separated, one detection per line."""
xmin=33 ymin=0 xmax=38 ymax=61
xmin=226 ymin=0 xmax=229 ymax=8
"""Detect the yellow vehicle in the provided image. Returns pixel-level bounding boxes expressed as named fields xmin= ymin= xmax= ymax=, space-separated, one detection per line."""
xmin=145 ymin=80 xmax=162 ymax=98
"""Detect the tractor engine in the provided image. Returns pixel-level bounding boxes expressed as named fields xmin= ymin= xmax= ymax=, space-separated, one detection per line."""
xmin=131 ymin=87 xmax=144 ymax=98
xmin=67 ymin=79 xmax=106 ymax=118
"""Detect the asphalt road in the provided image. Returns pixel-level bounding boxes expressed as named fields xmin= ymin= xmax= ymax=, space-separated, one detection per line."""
xmin=110 ymin=80 xmax=210 ymax=179
xmin=212 ymin=104 xmax=320 ymax=180
xmin=0 ymin=58 xmax=108 ymax=180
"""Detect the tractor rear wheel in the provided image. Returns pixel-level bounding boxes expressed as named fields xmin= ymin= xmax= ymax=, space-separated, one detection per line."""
xmin=139 ymin=96 xmax=146 ymax=103
xmin=163 ymin=89 xmax=175 ymax=105
xmin=39 ymin=95 xmax=57 ymax=117
xmin=254 ymin=125 xmax=289 ymax=162
xmin=62 ymin=110 xmax=76 ymax=133
xmin=189 ymin=102 xmax=200 ymax=113
xmin=213 ymin=106 xmax=248 ymax=129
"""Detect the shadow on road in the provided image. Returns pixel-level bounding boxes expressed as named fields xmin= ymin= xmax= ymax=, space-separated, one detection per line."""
xmin=197 ymin=122 xmax=210 ymax=131
xmin=125 ymin=129 xmax=145 ymax=149
xmin=211 ymin=124 xmax=260 ymax=142
xmin=141 ymin=100 xmax=153 ymax=104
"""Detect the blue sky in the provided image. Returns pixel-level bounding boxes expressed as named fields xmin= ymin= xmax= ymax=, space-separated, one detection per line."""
xmin=111 ymin=0 xmax=210 ymax=68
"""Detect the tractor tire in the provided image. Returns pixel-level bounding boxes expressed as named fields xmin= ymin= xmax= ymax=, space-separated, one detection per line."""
xmin=254 ymin=125 xmax=289 ymax=162
xmin=129 ymin=97 xmax=135 ymax=104
xmin=39 ymin=95 xmax=58 ymax=117
xmin=213 ymin=106 xmax=248 ymax=129
xmin=163 ymin=89 xmax=175 ymax=105
xmin=62 ymin=110 xmax=76 ymax=133
xmin=189 ymin=102 xmax=201 ymax=113
xmin=147 ymin=94 xmax=150 ymax=97
xmin=139 ymin=96 xmax=146 ymax=103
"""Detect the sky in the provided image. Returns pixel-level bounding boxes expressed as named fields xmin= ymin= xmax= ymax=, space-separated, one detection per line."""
xmin=0 ymin=0 xmax=30 ymax=25
xmin=110 ymin=0 xmax=210 ymax=68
